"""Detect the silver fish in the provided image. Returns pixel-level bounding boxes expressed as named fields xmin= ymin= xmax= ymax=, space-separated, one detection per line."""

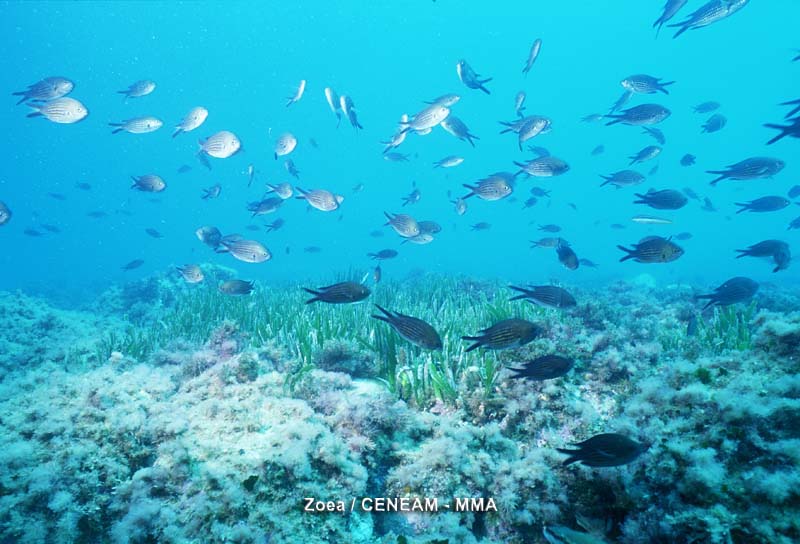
xmin=340 ymin=95 xmax=363 ymax=129
xmin=653 ymin=0 xmax=688 ymax=35
xmin=631 ymin=214 xmax=673 ymax=225
xmin=13 ymin=76 xmax=73 ymax=105
xmin=670 ymin=0 xmax=749 ymax=39
xmin=296 ymin=187 xmax=343 ymax=211
xmin=462 ymin=177 xmax=513 ymax=201
xmin=117 ymin=80 xmax=156 ymax=98
xmin=173 ymin=106 xmax=208 ymax=137
xmin=424 ymin=94 xmax=461 ymax=107
xmin=621 ymin=74 xmax=675 ymax=94
xmin=177 ymin=265 xmax=204 ymax=284
xmin=514 ymin=156 xmax=570 ymax=177
xmin=324 ymin=87 xmax=342 ymax=125
xmin=384 ymin=212 xmax=420 ymax=238
xmin=456 ymin=59 xmax=492 ymax=94
xmin=131 ymin=174 xmax=166 ymax=192
xmin=605 ymin=104 xmax=671 ymax=126
xmin=522 ymin=39 xmax=542 ymax=74
xmin=274 ymin=132 xmax=297 ymax=159
xmin=434 ymin=156 xmax=464 ymax=168
xmin=403 ymin=104 xmax=450 ymax=132
xmin=27 ymin=97 xmax=88 ymax=124
xmin=199 ymin=130 xmax=242 ymax=159
xmin=286 ymin=79 xmax=306 ymax=107
xmin=0 ymin=201 xmax=11 ymax=226
xmin=219 ymin=238 xmax=271 ymax=263
xmin=628 ymin=145 xmax=662 ymax=165
xmin=109 ymin=116 xmax=163 ymax=134
xmin=382 ymin=114 xmax=410 ymax=152
xmin=452 ymin=198 xmax=467 ymax=216
xmin=401 ymin=232 xmax=434 ymax=245
xmin=514 ymin=91 xmax=527 ymax=117
xmin=266 ymin=182 xmax=294 ymax=199
xmin=441 ymin=116 xmax=479 ymax=146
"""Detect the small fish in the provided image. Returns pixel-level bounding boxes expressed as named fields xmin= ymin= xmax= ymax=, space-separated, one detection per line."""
xmin=196 ymin=226 xmax=222 ymax=249
xmin=579 ymin=258 xmax=599 ymax=268
xmin=352 ymin=183 xmax=365 ymax=193
xmin=131 ymin=174 xmax=166 ymax=193
xmin=522 ymin=39 xmax=542 ymax=75
xmin=591 ymin=145 xmax=605 ymax=156
xmin=284 ymin=159 xmax=300 ymax=179
xmin=264 ymin=218 xmax=285 ymax=232
xmin=605 ymin=104 xmax=671 ymax=126
xmin=274 ymin=133 xmax=297 ymax=159
xmin=145 ymin=228 xmax=162 ymax=238
xmin=675 ymin=232 xmax=693 ymax=240
xmin=296 ymin=187 xmax=343 ymax=211
xmin=339 ymin=95 xmax=363 ymax=129
xmin=529 ymin=146 xmax=551 ymax=158
xmin=694 ymin=101 xmax=720 ymax=113
xmin=265 ymin=182 xmax=294 ymax=199
xmin=418 ymin=220 xmax=441 ymax=235
xmin=628 ymin=145 xmax=662 ymax=165
xmin=401 ymin=233 xmax=434 ymax=245
xmin=452 ymin=198 xmax=467 ymax=216
xmin=502 ymin=115 xmax=551 ymax=150
xmin=304 ymin=246 xmax=322 ymax=253
xmin=424 ymin=94 xmax=461 ymax=107
xmin=462 ymin=318 xmax=541 ymax=352
xmin=514 ymin=91 xmax=527 ymax=117
xmin=456 ymin=59 xmax=492 ymax=94
xmin=610 ymin=223 xmax=626 ymax=230
xmin=440 ymin=116 xmax=479 ymax=146
xmin=201 ymin=184 xmax=221 ymax=200
xmin=369 ymin=230 xmax=384 ymax=238
xmin=13 ymin=76 xmax=73 ymax=104
xmin=696 ymin=277 xmax=758 ymax=310
xmin=324 ymin=87 xmax=342 ymax=125
xmin=581 ymin=113 xmax=604 ymax=123
xmin=787 ymin=216 xmax=800 ymax=231
xmin=557 ymin=433 xmax=648 ymax=467
xmin=248 ymin=197 xmax=284 ymax=216
xmin=523 ymin=197 xmax=538 ymax=209
xmin=117 ymin=80 xmax=155 ymax=98
xmin=373 ymin=265 xmax=382 ymax=284
xmin=87 ymin=210 xmax=108 ymax=219
xmin=75 ymin=182 xmax=92 ymax=190
xmin=736 ymin=240 xmax=791 ymax=272
xmin=176 ymin=265 xmax=204 ymax=284
xmin=641 ymin=126 xmax=666 ymax=145
xmin=735 ymin=196 xmax=790 ymax=214
xmin=683 ymin=185 xmax=700 ymax=199
xmin=609 ymin=90 xmax=633 ymax=113
xmin=199 ymin=130 xmax=242 ymax=160
xmin=471 ymin=222 xmax=491 ymax=231
xmin=621 ymin=74 xmax=675 ymax=94
xmin=177 ymin=164 xmax=193 ymax=174
xmin=508 ymin=355 xmax=573 ymax=381
xmin=701 ymin=197 xmax=717 ymax=212
xmin=218 ymin=237 xmax=271 ymax=263
xmin=530 ymin=187 xmax=551 ymax=197
xmin=219 ymin=280 xmax=255 ymax=295
xmin=403 ymin=104 xmax=450 ymax=133
xmin=707 ymin=157 xmax=785 ymax=185
xmin=401 ymin=187 xmax=421 ymax=206
xmin=24 ymin=228 xmax=42 ymax=237
xmin=368 ymin=249 xmax=398 ymax=260
xmin=48 ymin=192 xmax=67 ymax=201
xmin=372 ymin=305 xmax=442 ymax=350
xmin=680 ymin=154 xmax=696 ymax=166
xmin=631 ymin=214 xmax=672 ymax=225
xmin=653 ymin=0 xmax=689 ymax=35
xmin=529 ymin=237 xmax=563 ymax=249
xmin=384 ymin=212 xmax=420 ymax=238
xmin=462 ymin=176 xmax=513 ymax=201
xmin=172 ymin=106 xmax=208 ymax=137
xmin=285 ymin=79 xmax=306 ymax=107
xmin=0 ymin=201 xmax=12 ymax=226
xmin=618 ymin=236 xmax=684 ymax=263
xmin=634 ymin=189 xmax=688 ymax=210
xmin=539 ymin=224 xmax=561 ymax=233
xmin=109 ymin=116 xmax=163 ymax=135
xmin=788 ymin=185 xmax=800 ymax=199
xmin=556 ymin=240 xmax=579 ymax=270
xmin=669 ymin=0 xmax=750 ymax=39
xmin=702 ymin=113 xmax=727 ymax=133
xmin=303 ymin=282 xmax=370 ymax=304
xmin=434 ymin=155 xmax=464 ymax=169
xmin=122 ymin=259 xmax=144 ymax=271
xmin=27 ymin=97 xmax=88 ymax=124
xmin=385 ymin=152 xmax=410 ymax=162
xmin=514 ymin=156 xmax=570 ymax=177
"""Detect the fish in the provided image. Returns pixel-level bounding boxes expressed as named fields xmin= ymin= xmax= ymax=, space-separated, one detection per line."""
xmin=368 ymin=249 xmax=398 ymax=260
xmin=669 ymin=0 xmax=750 ymax=39
xmin=502 ymin=115 xmax=551 ymax=150
xmin=353 ymin=184 xmax=365 ymax=193
xmin=401 ymin=188 xmax=421 ymax=206
xmin=122 ymin=259 xmax=144 ymax=271
xmin=618 ymin=236 xmax=684 ymax=263
xmin=219 ymin=280 xmax=255 ymax=295
xmin=508 ymin=355 xmax=574 ymax=381
xmin=284 ymin=159 xmax=300 ymax=179
xmin=514 ymin=91 xmax=527 ymax=117
xmin=522 ymin=39 xmax=542 ymax=74
xmin=702 ymin=113 xmax=727 ymax=133
xmin=418 ymin=220 xmax=441 ymax=234
xmin=440 ymin=116 xmax=479 ymax=146
xmin=87 ymin=210 xmax=108 ymax=219
xmin=579 ymin=258 xmax=599 ymax=268
xmin=701 ymin=197 xmax=717 ymax=212
xmin=401 ymin=233 xmax=434 ymax=245
xmin=13 ymin=76 xmax=73 ymax=104
xmin=609 ymin=90 xmax=633 ymax=113
xmin=529 ymin=237 xmax=563 ymax=248
xmin=324 ymin=87 xmax=342 ymax=125
xmin=373 ymin=265 xmax=382 ymax=284
xmin=557 ymin=433 xmax=648 ymax=467
xmin=0 ymin=201 xmax=12 ymax=226
xmin=680 ymin=154 xmax=696 ymax=166
xmin=523 ymin=197 xmax=538 ymax=209
xmin=173 ymin=106 xmax=208 ymax=137
xmin=653 ymin=0 xmax=689 ymax=35
xmin=787 ymin=217 xmax=800 ymax=231
xmin=628 ymin=145 xmax=662 ymax=165
xmin=591 ymin=145 xmax=605 ymax=156
xmin=539 ymin=224 xmax=561 ymax=233
xmin=694 ymin=101 xmax=720 ymax=113
xmin=303 ymin=282 xmax=371 ymax=304
xmin=514 ymin=156 xmax=569 ymax=177
xmin=452 ymin=198 xmax=467 ymax=216
xmin=788 ymin=185 xmax=800 ymax=199
xmin=462 ymin=177 xmax=513 ymax=201
xmin=75 ymin=182 xmax=92 ymax=190
xmin=264 ymin=218 xmax=285 ymax=232
xmin=201 ymin=184 xmax=221 ymax=200
xmin=27 ymin=97 xmax=88 ymax=124
xmin=274 ymin=133 xmax=297 ymax=159
xmin=605 ymin=104 xmax=671 ymax=126
xmin=621 ymin=74 xmax=675 ymax=94
xmin=423 ymin=94 xmax=461 ymax=107
xmin=530 ymin=187 xmax=551 ymax=197
xmin=509 ymin=284 xmax=577 ymax=309
xmin=339 ymin=95 xmax=363 ymax=129
xmin=599 ymin=170 xmax=645 ymax=189
xmin=117 ymin=80 xmax=155 ymax=98
xmin=735 ymin=196 xmax=790 ymax=214
xmin=176 ymin=265 xmax=204 ymax=284
xmin=285 ymin=79 xmax=306 ymax=107
xmin=764 ymin=116 xmax=800 ymax=145
xmin=402 ymin=104 xmax=450 ymax=133
xmin=248 ymin=197 xmax=284 ymax=216
xmin=462 ymin=318 xmax=541 ymax=352
xmin=695 ymin=277 xmax=758 ymax=310
xmin=48 ymin=192 xmax=67 ymax=201
xmin=382 ymin=114 xmax=410 ymax=152
xmin=177 ymin=165 xmax=193 ymax=174
xmin=24 ymin=228 xmax=43 ymax=237
xmin=634 ymin=189 xmax=688 ymax=210
xmin=543 ymin=525 xmax=608 ymax=544
xmin=145 ymin=228 xmax=162 ymax=238
xmin=675 ymin=232 xmax=693 ymax=240
xmin=384 ymin=212 xmax=420 ymax=238
xmin=196 ymin=226 xmax=222 ymax=249
xmin=131 ymin=174 xmax=166 ymax=193
xmin=707 ymin=157 xmax=785 ymax=185
xmin=371 ymin=305 xmax=442 ymax=350
xmin=109 ymin=116 xmax=163 ymax=135
xmin=218 ymin=237 xmax=271 ymax=263
xmin=296 ymin=187 xmax=343 ymax=211
xmin=199 ymin=130 xmax=242 ymax=160
xmin=556 ymin=241 xmax=579 ymax=270
xmin=471 ymin=222 xmax=491 ymax=231
xmin=581 ymin=113 xmax=604 ymax=123
xmin=610 ymin=224 xmax=626 ymax=230
xmin=456 ymin=59 xmax=492 ymax=94
xmin=735 ymin=239 xmax=790 ymax=264
xmin=434 ymin=156 xmax=464 ymax=169
xmin=385 ymin=152 xmax=410 ymax=162
xmin=265 ymin=182 xmax=294 ymax=199
xmin=304 ymin=246 xmax=322 ymax=253
xmin=631 ymin=214 xmax=673 ymax=225
xmin=641 ymin=126 xmax=666 ymax=145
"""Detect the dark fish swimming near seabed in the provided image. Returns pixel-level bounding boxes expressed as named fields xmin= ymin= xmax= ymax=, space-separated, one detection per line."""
xmin=303 ymin=282 xmax=370 ymax=304
xmin=462 ymin=318 xmax=541 ymax=352
xmin=618 ymin=236 xmax=684 ymax=263
xmin=557 ymin=433 xmax=648 ymax=467
xmin=508 ymin=355 xmax=574 ymax=381
xmin=695 ymin=277 xmax=759 ymax=310
xmin=121 ymin=259 xmax=144 ymax=271
xmin=371 ymin=305 xmax=442 ymax=350
xmin=509 ymin=285 xmax=577 ymax=308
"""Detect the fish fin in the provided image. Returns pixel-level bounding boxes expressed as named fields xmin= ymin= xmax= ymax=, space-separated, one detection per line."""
xmin=734 ymin=203 xmax=748 ymax=214
xmin=604 ymin=116 xmax=621 ymax=126
xmin=555 ymin=448 xmax=581 ymax=466
xmin=478 ymin=84 xmax=491 ymax=95
xmin=302 ymin=288 xmax=321 ymax=304
xmin=617 ymin=245 xmax=635 ymax=262
xmin=172 ymin=128 xmax=182 ymax=138
xmin=26 ymin=111 xmax=42 ymax=118
xmin=14 ymin=93 xmax=30 ymax=105
xmin=111 ymin=128 xmax=124 ymax=135
xmin=670 ymin=24 xmax=689 ymax=38
xmin=508 ymin=368 xmax=528 ymax=379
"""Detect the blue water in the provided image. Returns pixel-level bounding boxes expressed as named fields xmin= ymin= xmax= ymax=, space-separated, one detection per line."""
xmin=0 ymin=0 xmax=798 ymax=296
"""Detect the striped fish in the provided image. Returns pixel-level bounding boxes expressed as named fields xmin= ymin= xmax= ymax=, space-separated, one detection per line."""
xmin=199 ymin=130 xmax=242 ymax=159
xmin=117 ymin=79 xmax=156 ymax=98
xmin=296 ymin=188 xmax=343 ymax=211
xmin=515 ymin=156 xmax=570 ymax=177
xmin=0 ymin=201 xmax=11 ymax=226
xmin=695 ymin=277 xmax=758 ymax=310
xmin=621 ymin=74 xmax=675 ymax=95
xmin=402 ymin=104 xmax=450 ymax=132
xmin=303 ymin=282 xmax=370 ymax=304
xmin=509 ymin=354 xmax=573 ymax=381
xmin=219 ymin=280 xmax=254 ymax=295
xmin=14 ymin=76 xmax=73 ymax=105
xmin=27 ymin=97 xmax=88 ymax=124
xmin=462 ymin=177 xmax=513 ymax=201
xmin=669 ymin=0 xmax=748 ymax=38
xmin=384 ymin=212 xmax=420 ymax=238
xmin=371 ymin=305 xmax=442 ymax=350
xmin=462 ymin=318 xmax=541 ymax=352
xmin=605 ymin=104 xmax=671 ymax=126
xmin=173 ymin=106 xmax=208 ymax=137
xmin=424 ymin=94 xmax=461 ymax=107
xmin=218 ymin=238 xmax=271 ymax=263
xmin=110 ymin=116 xmax=163 ymax=135
xmin=441 ymin=116 xmax=479 ymax=146
xmin=600 ymin=170 xmax=645 ymax=188
xmin=266 ymin=182 xmax=294 ymax=199
xmin=509 ymin=285 xmax=576 ymax=308
xmin=707 ymin=157 xmax=784 ymax=185
xmin=130 ymin=175 xmax=166 ymax=192
xmin=618 ymin=236 xmax=684 ymax=263
xmin=176 ymin=265 xmax=204 ymax=284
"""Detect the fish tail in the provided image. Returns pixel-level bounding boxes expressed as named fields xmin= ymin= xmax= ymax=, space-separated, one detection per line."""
xmin=25 ymin=111 xmax=42 ymax=118
xmin=555 ymin=448 xmax=581 ymax=465
xmin=604 ymin=115 xmax=621 ymax=126
xmin=461 ymin=337 xmax=482 ymax=352
xmin=172 ymin=128 xmax=182 ymax=138
xmin=734 ymin=203 xmax=748 ymax=214
xmin=508 ymin=367 xmax=527 ymax=379
xmin=734 ymin=249 xmax=748 ymax=259
xmin=302 ymin=288 xmax=321 ymax=304
xmin=111 ymin=127 xmax=124 ymax=135
xmin=763 ymin=124 xmax=789 ymax=145
xmin=461 ymin=184 xmax=476 ymax=199
xmin=660 ymin=81 xmax=676 ymax=93
xmin=617 ymin=245 xmax=635 ymax=262
xmin=671 ymin=24 xmax=689 ymax=39
xmin=383 ymin=211 xmax=393 ymax=224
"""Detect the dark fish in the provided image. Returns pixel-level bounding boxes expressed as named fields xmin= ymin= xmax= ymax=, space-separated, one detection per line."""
xmin=248 ymin=197 xmax=284 ymax=216
xmin=694 ymin=101 xmax=720 ymax=113
xmin=0 ymin=201 xmax=11 ymax=226
xmin=305 ymin=246 xmax=322 ymax=253
xmin=609 ymin=90 xmax=633 ymax=113
xmin=669 ymin=0 xmax=749 ymax=39
xmin=131 ymin=174 xmax=166 ymax=192
xmin=618 ymin=236 xmax=684 ymax=263
xmin=509 ymin=285 xmax=576 ymax=308
xmin=402 ymin=188 xmax=421 ymax=206
xmin=471 ymin=222 xmax=491 ymax=231
xmin=75 ymin=182 xmax=92 ymax=190
xmin=202 ymin=184 xmax=221 ymax=200
xmin=145 ymin=228 xmax=163 ymax=238
xmin=787 ymin=216 xmax=800 ymax=231
xmin=48 ymin=192 xmax=66 ymax=201
xmin=369 ymin=230 xmax=385 ymax=238
xmin=605 ymin=104 xmax=671 ymax=126
xmin=675 ymin=232 xmax=693 ymax=240
xmin=372 ymin=305 xmax=443 ymax=350
xmin=122 ymin=259 xmax=144 ymax=271
xmin=523 ymin=197 xmax=538 ymax=209
xmin=683 ymin=187 xmax=700 ymax=200
xmin=680 ymin=154 xmax=696 ymax=166
xmin=600 ymin=170 xmax=645 ymax=188
xmin=24 ymin=228 xmax=42 ymax=237
xmin=456 ymin=59 xmax=492 ymax=94
xmin=628 ymin=145 xmax=662 ymax=165
xmin=285 ymin=159 xmax=300 ymax=179
xmin=462 ymin=318 xmax=541 ymax=352
xmin=707 ymin=157 xmax=785 ymax=185
xmin=87 ymin=210 xmax=108 ymax=219
xmin=702 ymin=113 xmax=727 ymax=133
xmin=788 ymin=185 xmax=800 ymax=199
xmin=40 ymin=224 xmax=60 ymax=233
xmin=177 ymin=164 xmax=193 ymax=174
xmin=557 ymin=433 xmax=648 ymax=467
xmin=653 ymin=0 xmax=689 ymax=35
xmin=368 ymin=249 xmax=398 ymax=260
xmin=610 ymin=223 xmax=626 ymax=230
xmin=528 ymin=145 xmax=551 ymax=158
xmin=245 ymin=225 xmax=260 ymax=232
xmin=695 ymin=277 xmax=759 ymax=310
xmin=264 ymin=218 xmax=285 ymax=232
xmin=303 ymin=282 xmax=370 ymax=304
xmin=642 ymin=126 xmax=666 ymax=144
xmin=219 ymin=280 xmax=254 ymax=295
xmin=530 ymin=187 xmax=551 ymax=197
xmin=648 ymin=165 xmax=659 ymax=176
xmin=508 ymin=355 xmax=574 ymax=381
xmin=418 ymin=220 xmax=442 ymax=235
xmin=373 ymin=265 xmax=382 ymax=284
xmin=579 ymin=258 xmax=599 ymax=268
xmin=735 ymin=196 xmax=790 ymax=214
xmin=701 ymin=197 xmax=717 ymax=212
xmin=556 ymin=241 xmax=579 ymax=270
xmin=539 ymin=224 xmax=561 ymax=233
xmin=764 ymin=116 xmax=800 ymax=145
xmin=735 ymin=240 xmax=791 ymax=272
xmin=634 ymin=189 xmax=688 ymax=210
xmin=591 ymin=145 xmax=605 ymax=156
xmin=440 ymin=116 xmax=480 ymax=146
